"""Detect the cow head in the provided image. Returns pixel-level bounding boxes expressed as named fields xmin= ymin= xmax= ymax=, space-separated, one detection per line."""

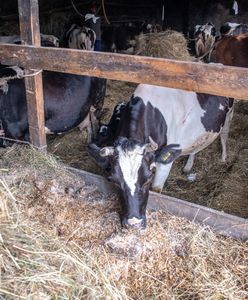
xmin=194 ymin=22 xmax=216 ymax=59
xmin=88 ymin=135 xmax=182 ymax=229
xmin=89 ymin=136 xmax=158 ymax=228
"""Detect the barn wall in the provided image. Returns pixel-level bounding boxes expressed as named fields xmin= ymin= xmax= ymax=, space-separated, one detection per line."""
xmin=1 ymin=0 xmax=248 ymax=37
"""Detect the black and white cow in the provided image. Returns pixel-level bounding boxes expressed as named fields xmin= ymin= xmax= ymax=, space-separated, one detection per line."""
xmin=60 ymin=24 xmax=96 ymax=50
xmin=0 ymin=71 xmax=102 ymax=144
xmin=0 ymin=27 xmax=105 ymax=144
xmin=0 ymin=34 xmax=59 ymax=47
xmin=94 ymin=102 xmax=126 ymax=146
xmin=220 ymin=22 xmax=248 ymax=37
xmin=89 ymin=85 xmax=233 ymax=228
xmin=101 ymin=21 xmax=160 ymax=54
xmin=194 ymin=22 xmax=216 ymax=60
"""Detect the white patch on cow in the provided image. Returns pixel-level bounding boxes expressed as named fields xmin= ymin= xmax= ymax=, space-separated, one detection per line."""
xmin=45 ymin=127 xmax=54 ymax=134
xmin=134 ymin=85 xmax=205 ymax=148
xmin=117 ymin=144 xmax=144 ymax=196
xmin=227 ymin=22 xmax=240 ymax=28
xmin=134 ymin=84 xmax=222 ymax=156
xmin=219 ymin=104 xmax=224 ymax=111
xmin=99 ymin=125 xmax=108 ymax=133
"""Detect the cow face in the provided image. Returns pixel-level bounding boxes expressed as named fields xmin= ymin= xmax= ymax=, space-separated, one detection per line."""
xmin=100 ymin=137 xmax=158 ymax=228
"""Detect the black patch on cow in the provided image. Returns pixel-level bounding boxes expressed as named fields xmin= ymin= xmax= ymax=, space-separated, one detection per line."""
xmin=0 ymin=67 xmax=19 ymax=79
xmin=130 ymin=95 xmax=142 ymax=106
xmin=197 ymin=94 xmax=231 ymax=132
xmin=118 ymin=96 xmax=168 ymax=149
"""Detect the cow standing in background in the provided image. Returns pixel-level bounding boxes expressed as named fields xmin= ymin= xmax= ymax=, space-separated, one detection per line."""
xmin=89 ymin=85 xmax=233 ymax=228
xmin=101 ymin=21 xmax=161 ymax=53
xmin=194 ymin=22 xmax=216 ymax=61
xmin=211 ymin=33 xmax=248 ymax=67
xmin=220 ymin=22 xmax=248 ymax=37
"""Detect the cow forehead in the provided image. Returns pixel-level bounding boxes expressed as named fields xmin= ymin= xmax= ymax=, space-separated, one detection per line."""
xmin=116 ymin=144 xmax=145 ymax=196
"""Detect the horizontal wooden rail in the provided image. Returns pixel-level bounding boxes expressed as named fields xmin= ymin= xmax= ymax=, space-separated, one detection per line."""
xmin=1 ymin=43 xmax=248 ymax=100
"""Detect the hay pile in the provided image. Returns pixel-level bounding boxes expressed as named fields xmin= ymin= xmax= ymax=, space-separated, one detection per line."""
xmin=0 ymin=145 xmax=247 ymax=299
xmin=134 ymin=30 xmax=192 ymax=61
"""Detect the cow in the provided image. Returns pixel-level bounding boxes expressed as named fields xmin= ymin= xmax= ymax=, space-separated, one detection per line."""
xmin=211 ymin=33 xmax=248 ymax=67
xmin=0 ymin=26 xmax=105 ymax=145
xmin=194 ymin=22 xmax=216 ymax=61
xmin=94 ymin=102 xmax=127 ymax=147
xmin=0 ymin=34 xmax=59 ymax=47
xmin=101 ymin=21 xmax=160 ymax=53
xmin=220 ymin=22 xmax=248 ymax=37
xmin=60 ymin=24 xmax=96 ymax=50
xmin=88 ymin=85 xmax=233 ymax=228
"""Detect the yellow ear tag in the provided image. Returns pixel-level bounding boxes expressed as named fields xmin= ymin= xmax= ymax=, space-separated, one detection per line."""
xmin=162 ymin=152 xmax=170 ymax=161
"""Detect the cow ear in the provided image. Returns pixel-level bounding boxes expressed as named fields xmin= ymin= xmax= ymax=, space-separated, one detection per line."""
xmin=156 ymin=144 xmax=181 ymax=164
xmin=100 ymin=146 xmax=114 ymax=157
xmin=145 ymin=136 xmax=158 ymax=153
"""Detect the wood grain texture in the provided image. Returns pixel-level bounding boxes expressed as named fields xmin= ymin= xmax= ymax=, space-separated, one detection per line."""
xmin=1 ymin=43 xmax=248 ymax=100
xmin=18 ymin=0 xmax=46 ymax=150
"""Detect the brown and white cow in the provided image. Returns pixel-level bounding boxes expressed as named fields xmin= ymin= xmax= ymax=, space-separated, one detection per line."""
xmin=211 ymin=33 xmax=248 ymax=67
xmin=89 ymin=85 xmax=233 ymax=228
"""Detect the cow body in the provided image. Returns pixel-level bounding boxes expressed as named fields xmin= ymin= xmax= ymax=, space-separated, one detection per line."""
xmin=212 ymin=33 xmax=248 ymax=67
xmin=0 ymin=71 xmax=99 ymax=142
xmin=89 ymin=85 xmax=233 ymax=227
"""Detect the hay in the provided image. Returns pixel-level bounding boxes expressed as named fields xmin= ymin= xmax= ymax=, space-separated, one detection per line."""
xmin=134 ymin=30 xmax=192 ymax=61
xmin=0 ymin=146 xmax=247 ymax=299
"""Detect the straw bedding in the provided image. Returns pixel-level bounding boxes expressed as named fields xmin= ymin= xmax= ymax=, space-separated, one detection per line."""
xmin=0 ymin=146 xmax=247 ymax=299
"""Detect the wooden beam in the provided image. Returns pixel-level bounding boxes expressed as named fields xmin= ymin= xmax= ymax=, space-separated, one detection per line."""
xmin=18 ymin=0 xmax=46 ymax=150
xmin=1 ymin=44 xmax=248 ymax=100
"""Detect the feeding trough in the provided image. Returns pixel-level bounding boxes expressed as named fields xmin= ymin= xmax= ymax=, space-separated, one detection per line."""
xmin=67 ymin=167 xmax=248 ymax=241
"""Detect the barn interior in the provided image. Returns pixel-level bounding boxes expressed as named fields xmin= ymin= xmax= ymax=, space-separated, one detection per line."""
xmin=0 ymin=1 xmax=248 ymax=299
xmin=0 ymin=0 xmax=248 ymax=218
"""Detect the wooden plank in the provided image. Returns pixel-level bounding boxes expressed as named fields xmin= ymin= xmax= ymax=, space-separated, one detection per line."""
xmin=1 ymin=44 xmax=248 ymax=100
xmin=18 ymin=0 xmax=46 ymax=150
xmin=67 ymin=167 xmax=248 ymax=241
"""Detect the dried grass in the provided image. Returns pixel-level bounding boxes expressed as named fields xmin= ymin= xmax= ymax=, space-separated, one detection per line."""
xmin=134 ymin=30 xmax=192 ymax=61
xmin=0 ymin=146 xmax=247 ymax=299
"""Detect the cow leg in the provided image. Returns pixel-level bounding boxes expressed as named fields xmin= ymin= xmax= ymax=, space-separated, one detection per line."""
xmin=183 ymin=154 xmax=195 ymax=174
xmin=220 ymin=106 xmax=234 ymax=162
xmin=152 ymin=162 xmax=173 ymax=193
xmin=78 ymin=107 xmax=99 ymax=143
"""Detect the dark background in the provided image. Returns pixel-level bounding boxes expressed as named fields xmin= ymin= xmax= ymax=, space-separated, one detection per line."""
xmin=1 ymin=0 xmax=248 ymax=36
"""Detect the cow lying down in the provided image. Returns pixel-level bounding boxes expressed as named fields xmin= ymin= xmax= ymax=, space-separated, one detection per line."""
xmin=88 ymin=85 xmax=233 ymax=228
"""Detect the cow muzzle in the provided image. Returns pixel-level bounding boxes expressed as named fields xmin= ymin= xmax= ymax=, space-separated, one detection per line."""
xmin=122 ymin=216 xmax=146 ymax=229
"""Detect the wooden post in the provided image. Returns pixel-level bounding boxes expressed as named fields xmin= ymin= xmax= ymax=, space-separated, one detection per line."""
xmin=18 ymin=0 xmax=46 ymax=150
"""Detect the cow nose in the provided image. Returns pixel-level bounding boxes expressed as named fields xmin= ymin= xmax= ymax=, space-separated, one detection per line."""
xmin=126 ymin=217 xmax=144 ymax=228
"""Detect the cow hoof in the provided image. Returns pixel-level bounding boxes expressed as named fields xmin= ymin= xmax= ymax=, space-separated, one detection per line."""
xmin=183 ymin=167 xmax=191 ymax=174
xmin=152 ymin=186 xmax=163 ymax=193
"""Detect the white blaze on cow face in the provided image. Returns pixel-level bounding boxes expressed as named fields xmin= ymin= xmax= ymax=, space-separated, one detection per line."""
xmin=116 ymin=144 xmax=145 ymax=196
